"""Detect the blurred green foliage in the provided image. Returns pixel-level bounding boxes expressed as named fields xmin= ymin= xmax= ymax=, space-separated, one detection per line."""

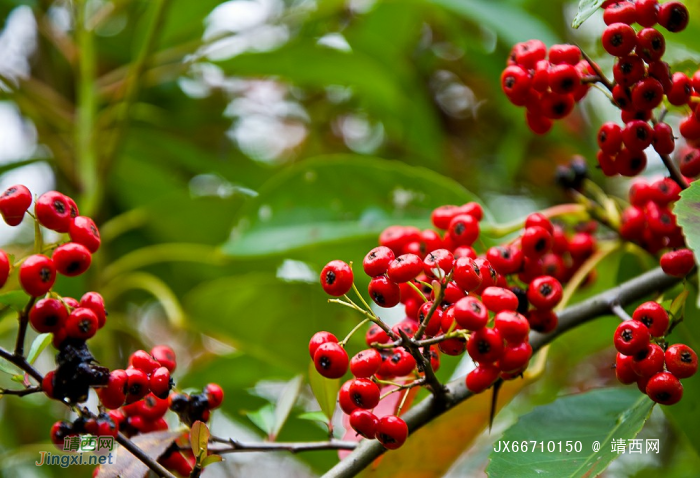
xmin=0 ymin=0 xmax=698 ymax=476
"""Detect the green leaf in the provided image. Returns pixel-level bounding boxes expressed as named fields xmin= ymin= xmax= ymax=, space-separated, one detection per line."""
xmin=662 ymin=283 xmax=700 ymax=457
xmin=246 ymin=403 xmax=275 ymax=436
xmin=190 ymin=421 xmax=210 ymax=459
xmin=675 ymin=181 xmax=700 ymax=305
xmin=297 ymin=411 xmax=329 ymax=423
xmin=201 ymin=455 xmax=223 ymax=467
xmin=0 ymin=359 xmax=19 ymax=375
xmin=222 ymin=155 xmax=483 ymax=257
xmin=0 ymin=291 xmax=31 ymax=312
xmin=26 ymin=333 xmax=51 ymax=365
xmin=572 ymin=0 xmax=605 ymax=29
xmin=430 ymin=0 xmax=560 ymax=46
xmin=308 ymin=361 xmax=339 ymax=421
xmin=487 ymin=388 xmax=654 ymax=478
xmin=272 ymin=375 xmax=304 ymax=441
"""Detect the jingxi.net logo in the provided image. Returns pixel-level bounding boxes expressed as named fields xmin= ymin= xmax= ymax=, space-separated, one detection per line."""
xmin=36 ymin=435 xmax=117 ymax=468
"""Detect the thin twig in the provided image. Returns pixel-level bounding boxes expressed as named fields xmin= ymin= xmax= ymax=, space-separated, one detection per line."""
xmin=207 ymin=438 xmax=357 ymax=454
xmin=0 ymin=346 xmax=43 ymax=383
xmin=397 ymin=329 xmax=447 ymax=403
xmin=323 ymin=267 xmax=680 ymax=478
xmin=115 ymin=433 xmax=177 ymax=478
xmin=0 ymin=386 xmax=41 ymax=396
xmin=610 ymin=303 xmax=633 ymax=322
xmin=15 ymin=296 xmax=37 ymax=357
xmin=579 ymin=46 xmax=614 ymax=92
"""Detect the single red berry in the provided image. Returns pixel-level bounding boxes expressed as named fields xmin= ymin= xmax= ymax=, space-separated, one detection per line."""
xmin=679 ymin=146 xmax=700 ymax=177
xmin=658 ymin=1 xmax=689 ymax=32
xmin=50 ymin=421 xmax=74 ymax=446
xmin=540 ymin=91 xmax=575 ymax=120
xmin=527 ymin=309 xmax=558 ymax=333
xmin=619 ymin=206 xmax=646 ymax=240
xmin=52 ymin=242 xmax=92 ymax=277
xmin=602 ymin=23 xmax=637 ymax=56
xmin=339 ymin=380 xmax=358 ymax=414
xmin=453 ymin=296 xmax=488 ymax=331
xmin=0 ymin=184 xmax=32 ymax=226
xmin=376 ymin=415 xmax=409 ymax=450
xmin=19 ymin=254 xmax=56 ymax=297
xmin=36 ymin=191 xmax=74 ymax=232
xmin=636 ymin=28 xmax=665 ymax=62
xmin=614 ymin=320 xmax=651 ymax=355
xmin=349 ymin=409 xmax=379 ymax=439
xmin=615 ymin=149 xmax=647 ymax=177
xmin=548 ymin=64 xmax=580 ymax=95
xmin=603 ymin=1 xmax=637 ymax=25
xmin=680 ymin=114 xmax=700 ymax=140
xmin=453 ymin=257 xmax=482 ymax=292
xmin=622 ymin=119 xmax=653 ymax=152
xmin=442 ymin=280 xmax=466 ymax=304
xmin=494 ymin=311 xmax=530 ymax=344
xmin=660 ymin=249 xmax=695 ymax=278
xmin=510 ymin=39 xmax=547 ymax=68
xmin=80 ymin=291 xmax=107 ymax=329
xmin=42 ymin=370 xmax=56 ymax=399
xmin=29 ymin=298 xmax=68 ymax=333
xmin=467 ymin=327 xmax=504 ymax=363
xmin=631 ymin=343 xmax=665 ymax=378
xmin=448 ymin=214 xmax=479 ymax=246
xmin=320 ymin=260 xmax=353 ymax=296
xmin=665 ymin=344 xmax=698 ymax=379
xmin=615 ymin=353 xmax=639 ymax=384
xmin=521 ymin=226 xmax=552 ymax=259
xmin=350 ymin=349 xmax=382 ymax=378
xmin=418 ymin=301 xmax=443 ymax=336
xmin=363 ymin=246 xmax=395 ymax=277
xmin=652 ymin=122 xmax=675 ymax=155
xmin=667 ymin=72 xmax=693 ymax=106
xmin=309 ymin=331 xmax=338 ymax=359
xmin=204 ymin=383 xmax=224 ymax=408
xmin=314 ymin=342 xmax=348 ymax=379
xmin=527 ymin=276 xmax=562 ymax=310
xmin=151 ymin=345 xmax=177 ymax=372
xmin=65 ymin=307 xmax=99 ymax=340
xmin=438 ymin=337 xmax=467 ymax=356
xmin=387 ymin=254 xmax=423 ymax=283
xmin=498 ymin=341 xmax=533 ymax=372
xmin=69 ymin=216 xmax=101 ymax=253
xmin=386 ymin=347 xmax=417 ymax=376
xmin=348 ymin=378 xmax=380 ymax=409
xmin=526 ymin=111 xmax=554 ymax=135
xmin=379 ymin=226 xmax=420 ymax=254
xmin=423 ymin=249 xmax=454 ymax=279
xmin=466 ymin=363 xmax=501 ymax=393
xmin=596 ymin=150 xmax=617 ymax=176
xmin=368 ymin=276 xmax=401 ymax=308
xmin=482 ymin=287 xmax=519 ymax=314
xmin=486 ymin=246 xmax=523 ymax=276
xmin=125 ymin=368 xmax=151 ymax=404
xmin=366 ymin=324 xmax=390 ymax=346
xmin=613 ymin=56 xmax=645 ymax=88
xmin=531 ymin=59 xmax=550 ymax=92
xmin=635 ymin=0 xmax=659 ymax=27
xmin=631 ymin=77 xmax=664 ymax=110
xmin=431 ymin=205 xmax=461 ymax=230
xmin=133 ymin=394 xmax=169 ymax=421
xmin=548 ymin=44 xmax=581 ymax=65
xmin=129 ymin=350 xmax=161 ymax=374
xmin=501 ymin=65 xmax=532 ymax=105
xmin=150 ymin=367 xmax=172 ymax=399
xmin=645 ymin=201 xmax=677 ymax=236
xmin=524 ymin=212 xmax=553 ymax=233
xmin=646 ymin=371 xmax=683 ymax=405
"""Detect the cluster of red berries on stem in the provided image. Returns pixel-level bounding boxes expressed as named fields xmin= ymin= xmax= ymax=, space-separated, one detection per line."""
xmin=314 ymin=200 xmax=604 ymax=449
xmin=614 ymin=301 xmax=697 ymax=405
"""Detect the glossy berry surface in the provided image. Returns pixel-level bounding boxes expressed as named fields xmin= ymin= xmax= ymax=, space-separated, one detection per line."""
xmin=19 ymin=254 xmax=56 ymax=297
xmin=376 ymin=416 xmax=408 ymax=450
xmin=313 ymin=342 xmax=348 ymax=379
xmin=320 ymin=260 xmax=354 ymax=296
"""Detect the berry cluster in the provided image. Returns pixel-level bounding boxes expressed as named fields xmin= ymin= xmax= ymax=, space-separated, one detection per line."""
xmin=614 ymin=301 xmax=697 ymax=405
xmin=502 ymin=41 xmax=592 ymax=134
xmin=314 ymin=202 xmax=601 ymax=449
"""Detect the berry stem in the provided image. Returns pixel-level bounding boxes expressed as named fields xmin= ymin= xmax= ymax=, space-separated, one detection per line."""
xmin=330 ymin=296 xmax=396 ymax=340
xmin=378 ymin=378 xmax=425 ymax=401
xmin=396 ymin=387 xmax=412 ymax=415
xmin=0 ymin=386 xmax=41 ymax=396
xmin=339 ymin=318 xmax=370 ymax=346
xmin=558 ymin=241 xmax=620 ymax=312
xmin=414 ymin=274 xmax=450 ymax=341
xmin=0 ymin=346 xmax=43 ymax=383
xmin=207 ymin=437 xmax=358 ymax=453
xmin=406 ymin=281 xmax=428 ymax=303
xmin=115 ymin=432 xmax=177 ymax=478
xmin=610 ymin=302 xmax=633 ymax=322
xmin=579 ymin=45 xmax=614 ymax=92
xmin=14 ymin=296 xmax=37 ymax=358
xmin=649 ymin=117 xmax=689 ymax=189
xmin=397 ymin=329 xmax=446 ymax=403
xmin=482 ymin=204 xmax=587 ymax=237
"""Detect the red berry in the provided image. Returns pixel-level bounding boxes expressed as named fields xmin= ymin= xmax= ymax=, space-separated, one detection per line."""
xmin=438 ymin=337 xmax=467 ymax=356
xmin=540 ymin=91 xmax=575 ymax=120
xmin=510 ymin=39 xmax=547 ymax=69
xmin=636 ymin=0 xmax=659 ymax=27
xmin=418 ymin=301 xmax=443 ymax=336
xmin=498 ymin=341 xmax=533 ymax=372
xmin=658 ymin=1 xmax=689 ymax=32
xmin=667 ymin=72 xmax=693 ymax=106
xmin=548 ymin=64 xmax=580 ymax=95
xmin=614 ymin=320 xmax=651 ymax=355
xmin=0 ymin=185 xmax=32 ymax=226
xmin=151 ymin=345 xmax=177 ymax=372
xmin=350 ymin=349 xmax=382 ymax=378
xmin=363 ymin=246 xmax=395 ymax=277
xmin=129 ymin=350 xmax=160 ymax=374
xmin=631 ymin=343 xmax=665 ymax=377
xmin=602 ymin=23 xmax=637 ymax=56
xmin=52 ymin=242 xmax=92 ymax=277
xmin=29 ymin=298 xmax=68 ymax=333
xmin=615 ymin=353 xmax=639 ymax=384
xmin=645 ymin=202 xmax=677 ymax=236
xmin=616 ymin=148 xmax=647 ymax=176
xmin=204 ymin=383 xmax=224 ymax=408
xmin=42 ymin=370 xmax=56 ymax=399
xmin=366 ymin=324 xmax=390 ymax=346
xmin=431 ymin=205 xmax=462 ymax=230
xmin=453 ymin=296 xmax=488 ymax=331
xmin=309 ymin=331 xmax=338 ymax=359
xmin=453 ymin=257 xmax=482 ymax=292
xmin=320 ymin=260 xmax=353 ymax=296
xmin=423 ymin=249 xmax=454 ymax=279
xmin=69 ymin=216 xmax=101 ymax=253
xmin=646 ymin=371 xmax=683 ymax=405
xmin=622 ymin=119 xmax=653 ymax=152
xmin=598 ymin=123 xmax=624 ymax=155
xmin=386 ymin=347 xmax=417 ymax=376
xmin=135 ymin=393 xmax=170 ymax=421
xmin=466 ymin=362 xmax=501 ymax=393
xmin=19 ymin=254 xmax=56 ymax=297
xmin=388 ymin=254 xmax=424 ymax=283
xmin=679 ymin=147 xmax=700 ymax=177
xmin=603 ymin=1 xmax=637 ymax=25
xmin=494 ymin=311 xmax=530 ymax=344
xmin=0 ymin=250 xmax=8 ymax=289
xmin=368 ymin=276 xmax=401 ymax=308
xmin=548 ymin=44 xmax=581 ymax=65
xmin=652 ymin=122 xmax=675 ymax=155
xmin=613 ymin=56 xmax=645 ymax=88
xmin=660 ymin=249 xmax=695 ymax=278
xmin=313 ymin=342 xmax=348 ymax=379
xmin=442 ymin=280 xmax=466 ymax=304
xmin=448 ymin=214 xmax=479 ymax=246
xmin=681 ymin=114 xmax=700 ymax=140
xmin=348 ymin=378 xmax=380 ymax=409
xmin=636 ymin=28 xmax=665 ymax=62
xmin=150 ymin=367 xmax=172 ymax=399
xmin=376 ymin=415 xmax=408 ymax=450
xmin=467 ymin=327 xmax=504 ymax=363
xmin=521 ymin=226 xmax=552 ymax=259
xmin=527 ymin=309 xmax=558 ymax=333
xmin=486 ymin=246 xmax=523 ymax=276
xmin=349 ymin=409 xmax=378 ymax=439
xmin=65 ymin=307 xmax=98 ymax=340
xmin=80 ymin=291 xmax=107 ymax=329
xmin=96 ymin=370 xmax=128 ymax=409
xmin=527 ymin=276 xmax=562 ymax=310
xmin=501 ymin=65 xmax=532 ymax=105
xmin=631 ymin=77 xmax=664 ymax=110
xmin=665 ymin=344 xmax=698 ymax=379
xmin=620 ymin=206 xmax=646 ymax=240
xmin=482 ymin=287 xmax=519 ymax=314
xmin=125 ymin=368 xmax=151 ymax=403
xmin=36 ymin=192 xmax=75 ymax=233
xmin=339 ymin=380 xmax=358 ymax=414
xmin=526 ymin=111 xmax=553 ymax=135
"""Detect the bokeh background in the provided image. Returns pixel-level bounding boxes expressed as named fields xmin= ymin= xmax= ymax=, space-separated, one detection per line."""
xmin=0 ymin=0 xmax=699 ymax=476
